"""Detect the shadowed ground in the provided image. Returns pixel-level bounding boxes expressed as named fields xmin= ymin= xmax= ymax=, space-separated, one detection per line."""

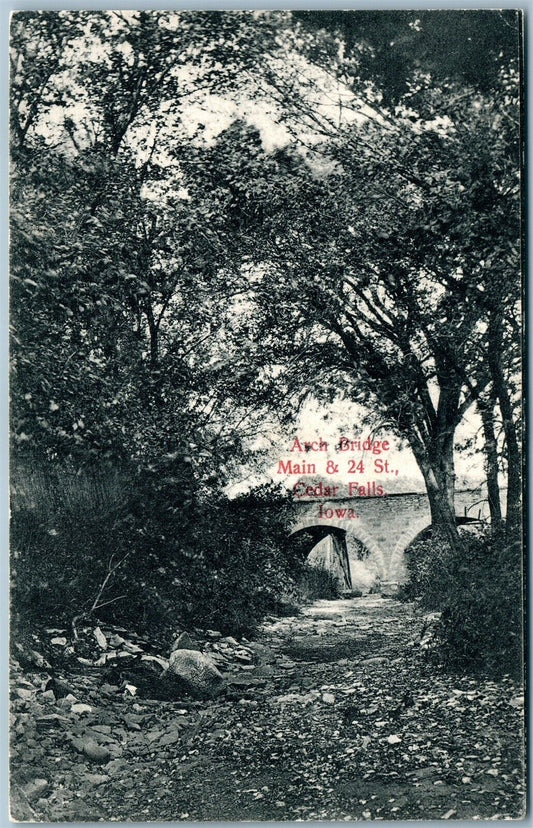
xmin=10 ymin=597 xmax=525 ymax=821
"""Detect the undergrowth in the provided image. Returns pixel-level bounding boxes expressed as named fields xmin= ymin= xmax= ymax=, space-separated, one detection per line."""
xmin=399 ymin=527 xmax=523 ymax=678
xmin=10 ymin=458 xmax=303 ymax=640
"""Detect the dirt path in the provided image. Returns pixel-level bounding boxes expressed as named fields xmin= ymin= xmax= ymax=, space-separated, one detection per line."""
xmin=11 ymin=597 xmax=525 ymax=821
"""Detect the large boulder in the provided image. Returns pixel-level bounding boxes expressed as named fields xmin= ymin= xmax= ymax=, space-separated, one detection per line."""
xmin=165 ymin=649 xmax=225 ymax=698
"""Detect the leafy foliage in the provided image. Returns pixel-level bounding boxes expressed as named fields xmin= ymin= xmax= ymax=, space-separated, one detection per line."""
xmin=400 ymin=529 xmax=523 ymax=677
xmin=11 ymin=463 xmax=299 ymax=637
xmin=9 ymin=11 xmax=523 ymax=655
xmin=294 ymin=11 xmax=520 ymax=102
xmin=294 ymin=564 xmax=341 ymax=601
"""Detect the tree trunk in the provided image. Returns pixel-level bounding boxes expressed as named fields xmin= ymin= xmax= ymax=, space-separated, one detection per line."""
xmin=478 ymin=391 xmax=503 ymax=529
xmin=433 ymin=428 xmax=456 ymax=515
xmin=487 ymin=317 xmax=521 ymax=537
xmin=144 ymin=303 xmax=158 ymax=368
xmin=425 ymin=478 xmax=461 ymax=549
xmin=415 ymin=376 xmax=461 ymax=548
xmin=409 ymin=433 xmax=461 ymax=550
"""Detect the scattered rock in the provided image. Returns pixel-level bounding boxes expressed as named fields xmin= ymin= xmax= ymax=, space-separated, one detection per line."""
xmin=94 ymin=654 xmax=108 ymax=666
xmin=105 ymin=759 xmax=130 ymax=776
xmin=72 ymin=737 xmax=111 ymax=764
xmin=45 ymin=677 xmax=75 ymax=699
xmin=123 ymin=714 xmax=143 ymax=731
xmin=9 ymin=599 xmax=525 ymax=821
xmin=15 ymin=644 xmax=51 ymax=670
xmin=123 ymin=642 xmax=144 ymax=654
xmin=59 ymin=798 xmax=106 ymax=821
xmin=93 ymin=627 xmax=108 ymax=650
xmin=84 ymin=773 xmax=109 ymax=786
xmin=254 ymin=664 xmax=275 ymax=677
xmin=172 ymin=632 xmax=201 ymax=653
xmin=21 ymin=778 xmax=49 ymax=802
xmin=243 ymin=641 xmax=274 ymax=662
xmin=109 ymin=634 xmax=126 ymax=648
xmin=156 ymin=727 xmax=183 ymax=747
xmin=16 ymin=687 xmax=34 ymax=701
xmin=99 ymin=683 xmax=120 ymax=697
xmin=141 ymin=654 xmax=169 ymax=671
xmin=222 ymin=636 xmax=240 ymax=647
xmin=36 ymin=713 xmax=70 ymax=731
xmin=71 ymin=703 xmax=93 ymax=715
xmin=165 ymin=649 xmax=225 ymax=698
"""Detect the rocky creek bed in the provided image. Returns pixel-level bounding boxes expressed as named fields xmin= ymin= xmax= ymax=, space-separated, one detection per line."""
xmin=10 ymin=596 xmax=525 ymax=821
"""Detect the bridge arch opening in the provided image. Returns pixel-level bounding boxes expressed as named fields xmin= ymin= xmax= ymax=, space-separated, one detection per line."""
xmin=289 ymin=519 xmax=384 ymax=593
xmin=288 ymin=524 xmax=352 ymax=590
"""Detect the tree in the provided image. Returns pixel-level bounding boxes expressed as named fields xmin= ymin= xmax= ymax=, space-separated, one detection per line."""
xmin=10 ymin=10 xmax=522 ymax=545
xmin=10 ymin=11 xmax=272 ymax=478
xmin=213 ymin=10 xmax=522 ymax=543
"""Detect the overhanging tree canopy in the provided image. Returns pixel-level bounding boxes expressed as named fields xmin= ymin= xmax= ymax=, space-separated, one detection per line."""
xmin=10 ymin=10 xmax=522 ymax=540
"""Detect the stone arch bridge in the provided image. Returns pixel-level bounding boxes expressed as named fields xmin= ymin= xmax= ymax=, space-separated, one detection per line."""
xmin=289 ymin=489 xmax=497 ymax=592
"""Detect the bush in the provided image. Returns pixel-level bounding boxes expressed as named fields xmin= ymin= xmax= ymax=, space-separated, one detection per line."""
xmin=295 ymin=564 xmax=342 ymax=601
xmin=127 ymin=472 xmax=301 ymax=637
xmin=11 ymin=460 xmax=301 ymax=639
xmin=401 ymin=528 xmax=523 ymax=677
xmin=10 ymin=461 xmax=135 ymax=630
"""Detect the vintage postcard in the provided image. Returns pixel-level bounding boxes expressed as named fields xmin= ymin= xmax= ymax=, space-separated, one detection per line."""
xmin=9 ymin=10 xmax=525 ymax=821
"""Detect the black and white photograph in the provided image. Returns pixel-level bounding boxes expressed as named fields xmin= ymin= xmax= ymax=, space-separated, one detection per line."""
xmin=9 ymin=9 xmax=525 ymax=822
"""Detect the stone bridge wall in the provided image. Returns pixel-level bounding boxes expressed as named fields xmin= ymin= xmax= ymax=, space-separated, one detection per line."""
xmin=292 ymin=489 xmax=500 ymax=585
